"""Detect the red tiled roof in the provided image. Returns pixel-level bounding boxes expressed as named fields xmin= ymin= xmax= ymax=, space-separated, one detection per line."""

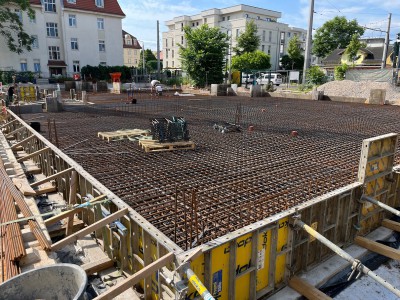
xmin=122 ymin=30 xmax=142 ymax=49
xmin=63 ymin=0 xmax=125 ymax=17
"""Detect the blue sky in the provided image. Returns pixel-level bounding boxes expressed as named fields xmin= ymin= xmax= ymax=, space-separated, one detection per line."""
xmin=119 ymin=0 xmax=400 ymax=50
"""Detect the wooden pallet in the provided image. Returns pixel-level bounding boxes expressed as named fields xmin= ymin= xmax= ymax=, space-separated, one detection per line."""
xmin=98 ymin=129 xmax=150 ymax=142
xmin=139 ymin=139 xmax=195 ymax=152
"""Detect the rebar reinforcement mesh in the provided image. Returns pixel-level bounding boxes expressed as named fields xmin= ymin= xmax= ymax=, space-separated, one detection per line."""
xmin=22 ymin=95 xmax=400 ymax=250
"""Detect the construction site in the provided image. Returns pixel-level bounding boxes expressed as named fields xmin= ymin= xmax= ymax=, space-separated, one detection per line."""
xmin=1 ymin=89 xmax=400 ymax=300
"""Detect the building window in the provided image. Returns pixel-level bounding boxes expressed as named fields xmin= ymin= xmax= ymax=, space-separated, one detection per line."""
xmin=204 ymin=18 xmax=207 ymax=24
xmin=73 ymin=60 xmax=80 ymax=72
xmin=100 ymin=61 xmax=107 ymax=66
xmin=165 ymin=39 xmax=168 ymax=47
xmin=172 ymin=61 xmax=174 ymax=67
xmin=280 ymin=32 xmax=285 ymax=40
xmin=196 ymin=21 xmax=199 ymax=25
xmin=44 ymin=0 xmax=56 ymax=12
xmin=20 ymin=59 xmax=27 ymax=71
xmin=280 ymin=44 xmax=284 ymax=54
xmin=69 ymin=15 xmax=76 ymax=27
xmin=245 ymin=14 xmax=249 ymax=18
xmin=46 ymin=23 xmax=58 ymax=37
xmin=99 ymin=40 xmax=105 ymax=52
xmin=95 ymin=0 xmax=104 ymax=8
xmin=222 ymin=17 xmax=225 ymax=21
xmin=192 ymin=22 xmax=195 ymax=27
xmin=128 ymin=58 xmax=132 ymax=64
xmin=288 ymin=32 xmax=291 ymax=38
xmin=269 ymin=31 xmax=272 ymax=42
xmin=181 ymin=23 xmax=183 ymax=31
xmin=71 ymin=38 xmax=78 ymax=50
xmin=97 ymin=18 xmax=104 ymax=30
xmin=268 ymin=45 xmax=271 ymax=55
xmin=34 ymin=60 xmax=41 ymax=72
xmin=181 ymin=36 xmax=183 ymax=44
xmin=172 ymin=50 xmax=174 ymax=58
xmin=236 ymin=29 xmax=240 ymax=37
xmin=31 ymin=35 xmax=39 ymax=48
xmin=257 ymin=16 xmax=261 ymax=20
xmin=262 ymin=30 xmax=266 ymax=42
xmin=166 ymin=61 xmax=168 ymax=68
xmin=227 ymin=16 xmax=230 ymax=21
xmin=67 ymin=0 xmax=76 ymax=3
xmin=48 ymin=46 xmax=60 ymax=60
xmin=261 ymin=45 xmax=265 ymax=52
xmin=172 ymin=38 xmax=174 ymax=46
xmin=15 ymin=9 xmax=22 ymax=22
xmin=126 ymin=39 xmax=132 ymax=45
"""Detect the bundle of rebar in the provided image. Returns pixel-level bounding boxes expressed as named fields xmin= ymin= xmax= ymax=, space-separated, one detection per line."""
xmin=151 ymin=117 xmax=189 ymax=142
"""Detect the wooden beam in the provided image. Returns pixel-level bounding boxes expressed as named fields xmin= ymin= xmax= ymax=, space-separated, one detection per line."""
xmin=382 ymin=219 xmax=400 ymax=232
xmin=66 ymin=171 xmax=78 ymax=236
xmin=48 ymin=218 xmax=85 ymax=238
xmin=44 ymin=194 xmax=106 ymax=227
xmin=11 ymin=135 xmax=35 ymax=150
xmin=51 ymin=208 xmax=128 ymax=251
xmin=1 ymin=119 xmax=18 ymax=128
xmin=288 ymin=276 xmax=332 ymax=300
xmin=17 ymin=147 xmax=50 ymax=163
xmin=30 ymin=167 xmax=74 ymax=187
xmin=354 ymin=236 xmax=400 ymax=260
xmin=81 ymin=257 xmax=114 ymax=275
xmin=95 ymin=252 xmax=174 ymax=300
xmin=6 ymin=126 xmax=26 ymax=136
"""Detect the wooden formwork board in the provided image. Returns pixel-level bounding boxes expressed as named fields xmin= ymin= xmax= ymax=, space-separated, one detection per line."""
xmin=98 ymin=129 xmax=150 ymax=142
xmin=139 ymin=139 xmax=195 ymax=152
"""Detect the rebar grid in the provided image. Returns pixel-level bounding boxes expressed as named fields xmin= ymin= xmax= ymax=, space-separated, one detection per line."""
xmin=23 ymin=96 xmax=400 ymax=250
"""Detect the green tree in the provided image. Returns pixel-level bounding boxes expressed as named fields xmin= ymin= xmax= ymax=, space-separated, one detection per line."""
xmin=231 ymin=51 xmax=271 ymax=72
xmin=306 ymin=66 xmax=325 ymax=85
xmin=179 ymin=24 xmax=229 ymax=87
xmin=287 ymin=35 xmax=304 ymax=69
xmin=334 ymin=63 xmax=348 ymax=80
xmin=138 ymin=49 xmax=157 ymax=72
xmin=345 ymin=34 xmax=366 ymax=66
xmin=234 ymin=20 xmax=260 ymax=55
xmin=313 ymin=16 xmax=365 ymax=58
xmin=0 ymin=0 xmax=35 ymax=53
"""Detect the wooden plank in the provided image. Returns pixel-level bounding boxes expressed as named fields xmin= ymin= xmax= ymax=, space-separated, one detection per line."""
xmin=81 ymin=257 xmax=114 ymax=275
xmin=288 ymin=276 xmax=332 ymax=300
xmin=30 ymin=167 xmax=74 ymax=187
xmin=12 ymin=177 xmax=37 ymax=196
xmin=66 ymin=171 xmax=78 ymax=236
xmin=35 ymin=183 xmax=57 ymax=196
xmin=354 ymin=236 xmax=400 ymax=260
xmin=96 ymin=252 xmax=174 ymax=300
xmin=11 ymin=134 xmax=35 ymax=150
xmin=382 ymin=219 xmax=400 ymax=232
xmin=51 ymin=208 xmax=128 ymax=251
xmin=48 ymin=218 xmax=85 ymax=238
xmin=17 ymin=146 xmax=50 ymax=163
xmin=228 ymin=239 xmax=237 ymax=299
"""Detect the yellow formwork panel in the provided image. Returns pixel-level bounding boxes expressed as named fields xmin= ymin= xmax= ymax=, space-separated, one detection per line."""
xmin=235 ymin=233 xmax=253 ymax=300
xmin=187 ymin=254 xmax=205 ymax=299
xmin=256 ymin=229 xmax=271 ymax=291
xmin=275 ymin=218 xmax=289 ymax=285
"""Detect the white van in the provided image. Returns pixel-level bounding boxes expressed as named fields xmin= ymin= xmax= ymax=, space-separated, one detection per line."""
xmin=242 ymin=73 xmax=256 ymax=84
xmin=256 ymin=73 xmax=282 ymax=86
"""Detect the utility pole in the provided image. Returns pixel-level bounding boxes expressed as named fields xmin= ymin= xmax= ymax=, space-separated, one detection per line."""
xmin=381 ymin=13 xmax=391 ymax=69
xmin=157 ymin=20 xmax=161 ymax=80
xmin=302 ymin=0 xmax=314 ymax=84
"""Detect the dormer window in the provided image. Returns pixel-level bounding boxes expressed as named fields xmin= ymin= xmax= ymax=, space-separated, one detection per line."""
xmin=95 ymin=0 xmax=104 ymax=8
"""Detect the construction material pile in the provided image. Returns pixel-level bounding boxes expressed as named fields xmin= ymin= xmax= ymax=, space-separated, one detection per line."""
xmin=150 ymin=117 xmax=190 ymax=142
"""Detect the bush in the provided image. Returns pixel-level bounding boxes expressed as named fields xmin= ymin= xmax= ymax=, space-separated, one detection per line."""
xmin=306 ymin=66 xmax=326 ymax=85
xmin=80 ymin=65 xmax=135 ymax=82
xmin=334 ymin=63 xmax=348 ymax=81
xmin=164 ymin=77 xmax=182 ymax=86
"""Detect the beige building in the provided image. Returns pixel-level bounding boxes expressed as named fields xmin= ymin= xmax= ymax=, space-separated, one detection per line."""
xmin=122 ymin=30 xmax=142 ymax=68
xmin=162 ymin=4 xmax=306 ymax=71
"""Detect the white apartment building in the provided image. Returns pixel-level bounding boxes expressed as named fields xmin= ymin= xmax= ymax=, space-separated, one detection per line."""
xmin=0 ymin=0 xmax=125 ymax=78
xmin=162 ymin=4 xmax=307 ymax=71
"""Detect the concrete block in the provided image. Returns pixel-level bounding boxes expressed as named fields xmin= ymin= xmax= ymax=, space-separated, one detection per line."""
xmin=368 ymin=89 xmax=386 ymax=105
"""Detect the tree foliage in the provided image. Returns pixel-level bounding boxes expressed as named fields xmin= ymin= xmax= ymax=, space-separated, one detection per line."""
xmin=0 ymin=0 xmax=35 ymax=53
xmin=138 ymin=49 xmax=158 ymax=71
xmin=234 ymin=20 xmax=260 ymax=55
xmin=345 ymin=34 xmax=366 ymax=66
xmin=306 ymin=66 xmax=325 ymax=85
xmin=312 ymin=16 xmax=365 ymax=58
xmin=334 ymin=63 xmax=348 ymax=80
xmin=179 ymin=24 xmax=229 ymax=87
xmin=231 ymin=51 xmax=271 ymax=72
xmin=281 ymin=35 xmax=305 ymax=70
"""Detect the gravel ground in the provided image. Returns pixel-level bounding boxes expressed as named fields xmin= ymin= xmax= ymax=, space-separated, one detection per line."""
xmin=317 ymin=80 xmax=400 ymax=104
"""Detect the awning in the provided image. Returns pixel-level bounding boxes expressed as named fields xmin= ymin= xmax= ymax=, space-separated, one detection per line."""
xmin=48 ymin=60 xmax=67 ymax=67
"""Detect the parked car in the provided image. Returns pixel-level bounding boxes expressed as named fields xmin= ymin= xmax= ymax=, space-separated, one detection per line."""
xmin=241 ymin=73 xmax=256 ymax=84
xmin=256 ymin=73 xmax=282 ymax=86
